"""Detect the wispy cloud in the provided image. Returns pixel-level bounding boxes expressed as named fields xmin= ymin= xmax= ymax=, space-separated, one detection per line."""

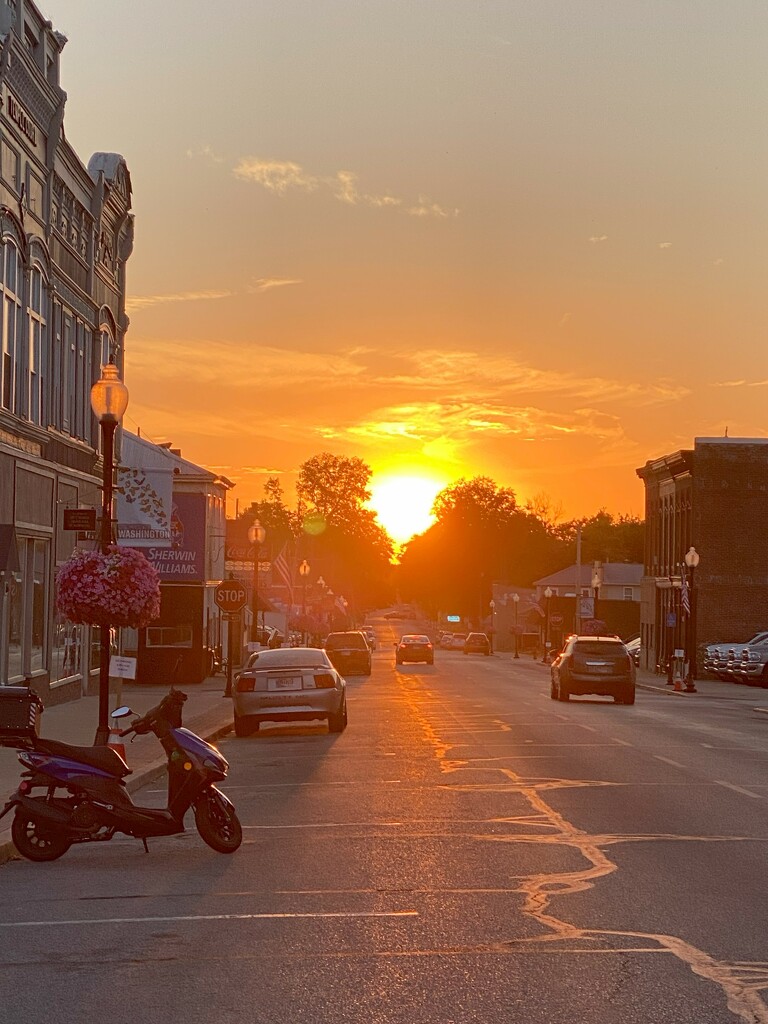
xmin=658 ymin=241 xmax=672 ymax=249
xmin=126 ymin=289 xmax=233 ymax=312
xmin=713 ymin=379 xmax=768 ymax=389
xmin=248 ymin=278 xmax=303 ymax=293
xmin=186 ymin=145 xmax=225 ymax=164
xmin=589 ymin=235 xmax=608 ymax=243
xmin=233 ymin=157 xmax=456 ymax=219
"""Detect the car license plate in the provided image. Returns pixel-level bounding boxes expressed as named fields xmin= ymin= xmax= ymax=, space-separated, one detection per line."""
xmin=267 ymin=677 xmax=302 ymax=691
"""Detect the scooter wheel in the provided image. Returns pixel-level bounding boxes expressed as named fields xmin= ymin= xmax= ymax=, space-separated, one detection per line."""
xmin=12 ymin=811 xmax=72 ymax=862
xmin=194 ymin=792 xmax=242 ymax=853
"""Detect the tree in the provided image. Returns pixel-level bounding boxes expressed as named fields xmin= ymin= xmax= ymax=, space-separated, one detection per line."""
xmin=397 ymin=476 xmax=566 ymax=620
xmin=296 ymin=453 xmax=394 ymax=614
xmin=558 ymin=510 xmax=644 ymax=565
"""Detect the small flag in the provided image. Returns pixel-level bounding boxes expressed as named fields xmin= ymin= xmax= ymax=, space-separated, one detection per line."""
xmin=273 ymin=545 xmax=294 ymax=605
xmin=681 ymin=575 xmax=691 ymax=617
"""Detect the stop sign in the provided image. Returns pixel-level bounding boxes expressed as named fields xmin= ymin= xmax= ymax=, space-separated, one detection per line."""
xmin=214 ymin=580 xmax=248 ymax=613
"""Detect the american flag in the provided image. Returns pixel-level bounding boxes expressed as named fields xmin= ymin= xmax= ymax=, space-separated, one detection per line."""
xmin=680 ymin=575 xmax=691 ymax=617
xmin=272 ymin=545 xmax=294 ymax=605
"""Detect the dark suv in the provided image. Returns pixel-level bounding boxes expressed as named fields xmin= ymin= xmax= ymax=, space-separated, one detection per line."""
xmin=324 ymin=631 xmax=372 ymax=676
xmin=550 ymin=635 xmax=635 ymax=704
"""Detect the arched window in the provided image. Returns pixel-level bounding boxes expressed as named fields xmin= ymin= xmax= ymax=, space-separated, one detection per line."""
xmin=0 ymin=240 xmax=22 ymax=412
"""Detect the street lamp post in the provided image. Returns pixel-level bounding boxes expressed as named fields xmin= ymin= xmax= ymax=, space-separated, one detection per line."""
xmin=512 ymin=593 xmax=520 ymax=658
xmin=591 ymin=570 xmax=601 ymax=626
xmin=489 ymin=599 xmax=495 ymax=654
xmin=299 ymin=559 xmax=310 ymax=645
xmin=90 ymin=359 xmax=129 ymax=745
xmin=684 ymin=546 xmax=700 ymax=693
xmin=247 ymin=520 xmax=266 ymax=643
xmin=542 ymin=587 xmax=553 ymax=662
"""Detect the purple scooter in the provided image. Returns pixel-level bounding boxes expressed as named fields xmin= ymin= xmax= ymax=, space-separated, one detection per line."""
xmin=0 ymin=689 xmax=241 ymax=861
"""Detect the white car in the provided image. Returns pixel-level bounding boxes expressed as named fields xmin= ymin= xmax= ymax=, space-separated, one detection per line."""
xmin=439 ymin=633 xmax=455 ymax=649
xmin=448 ymin=633 xmax=467 ymax=650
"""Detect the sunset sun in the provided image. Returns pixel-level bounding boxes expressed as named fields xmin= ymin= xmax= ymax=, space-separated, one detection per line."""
xmin=368 ymin=474 xmax=448 ymax=545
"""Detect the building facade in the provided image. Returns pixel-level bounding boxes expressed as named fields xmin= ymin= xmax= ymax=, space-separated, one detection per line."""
xmin=636 ymin=438 xmax=768 ymax=674
xmin=0 ymin=1 xmax=134 ymax=703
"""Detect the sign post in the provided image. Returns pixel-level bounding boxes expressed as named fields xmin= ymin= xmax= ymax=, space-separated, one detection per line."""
xmin=215 ymin=581 xmax=247 ymax=697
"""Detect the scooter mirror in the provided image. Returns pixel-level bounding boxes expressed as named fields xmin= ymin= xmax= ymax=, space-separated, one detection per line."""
xmin=111 ymin=706 xmax=133 ymax=719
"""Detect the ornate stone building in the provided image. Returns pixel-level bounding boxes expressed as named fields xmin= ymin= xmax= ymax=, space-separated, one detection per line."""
xmin=0 ymin=0 xmax=134 ymax=703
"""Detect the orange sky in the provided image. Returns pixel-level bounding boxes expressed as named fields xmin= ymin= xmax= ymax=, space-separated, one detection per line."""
xmin=46 ymin=1 xmax=768 ymax=540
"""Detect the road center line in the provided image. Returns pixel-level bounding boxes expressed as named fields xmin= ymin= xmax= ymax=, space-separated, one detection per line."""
xmin=653 ymin=755 xmax=687 ymax=768
xmin=0 ymin=910 xmax=419 ymax=929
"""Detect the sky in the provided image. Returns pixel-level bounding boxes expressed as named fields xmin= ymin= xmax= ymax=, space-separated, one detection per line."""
xmin=43 ymin=1 xmax=768 ymax=542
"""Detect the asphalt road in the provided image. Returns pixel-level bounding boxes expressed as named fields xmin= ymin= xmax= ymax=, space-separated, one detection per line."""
xmin=2 ymin=617 xmax=768 ymax=1023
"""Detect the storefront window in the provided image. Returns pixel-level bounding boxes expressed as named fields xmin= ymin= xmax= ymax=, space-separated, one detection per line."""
xmin=51 ymin=609 xmax=82 ymax=683
xmin=30 ymin=540 xmax=46 ymax=672
xmin=6 ymin=569 xmax=22 ymax=680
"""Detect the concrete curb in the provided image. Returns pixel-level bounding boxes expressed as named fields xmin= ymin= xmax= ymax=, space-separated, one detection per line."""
xmin=0 ymin=718 xmax=234 ymax=867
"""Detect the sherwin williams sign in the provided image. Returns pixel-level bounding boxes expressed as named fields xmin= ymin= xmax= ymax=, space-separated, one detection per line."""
xmin=146 ymin=493 xmax=205 ymax=581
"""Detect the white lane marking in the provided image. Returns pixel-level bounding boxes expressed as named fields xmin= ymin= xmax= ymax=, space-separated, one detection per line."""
xmin=0 ymin=910 xmax=419 ymax=929
xmin=701 ymin=743 xmax=713 ymax=748
xmin=244 ymin=821 xmax=404 ymax=829
xmin=653 ymin=755 xmax=686 ymax=768
xmin=714 ymin=781 xmax=762 ymax=799
xmin=612 ymin=738 xmax=633 ymax=746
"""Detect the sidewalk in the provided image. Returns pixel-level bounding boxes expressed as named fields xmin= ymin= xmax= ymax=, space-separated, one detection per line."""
xmin=633 ymin=666 xmax=768 ymax=704
xmin=0 ymin=674 xmax=235 ymax=865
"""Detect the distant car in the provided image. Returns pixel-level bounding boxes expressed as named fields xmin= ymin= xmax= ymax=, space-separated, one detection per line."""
xmin=395 ymin=635 xmax=434 ymax=665
xmin=232 ymin=647 xmax=347 ymax=736
xmin=447 ymin=633 xmax=467 ymax=650
xmin=464 ymin=632 xmax=491 ymax=656
xmin=550 ymin=635 xmax=635 ymax=704
xmin=362 ymin=628 xmax=377 ymax=651
xmin=439 ymin=633 xmax=455 ymax=649
xmin=324 ymin=631 xmax=372 ymax=676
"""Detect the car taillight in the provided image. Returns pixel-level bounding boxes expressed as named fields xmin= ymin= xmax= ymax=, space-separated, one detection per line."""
xmin=235 ymin=676 xmax=256 ymax=692
xmin=426 ymin=643 xmax=433 ymax=649
xmin=313 ymin=673 xmax=336 ymax=688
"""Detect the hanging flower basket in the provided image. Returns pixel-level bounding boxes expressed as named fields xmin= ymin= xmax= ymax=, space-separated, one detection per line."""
xmin=57 ymin=546 xmax=161 ymax=629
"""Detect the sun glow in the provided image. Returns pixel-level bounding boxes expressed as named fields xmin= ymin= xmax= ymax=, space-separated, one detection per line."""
xmin=368 ymin=474 xmax=447 ymax=545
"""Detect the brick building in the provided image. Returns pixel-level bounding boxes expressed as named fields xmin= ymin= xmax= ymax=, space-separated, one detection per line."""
xmin=636 ymin=438 xmax=768 ymax=674
xmin=0 ymin=1 xmax=134 ymax=703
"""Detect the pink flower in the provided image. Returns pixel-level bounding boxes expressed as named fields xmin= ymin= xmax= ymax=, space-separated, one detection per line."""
xmin=57 ymin=546 xmax=161 ymax=628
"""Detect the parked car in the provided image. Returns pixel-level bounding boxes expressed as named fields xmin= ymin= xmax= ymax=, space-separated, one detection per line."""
xmin=439 ymin=633 xmax=455 ymax=649
xmin=447 ymin=633 xmax=467 ymax=650
xmin=464 ymin=632 xmax=491 ymax=656
xmin=395 ymin=635 xmax=434 ymax=665
xmin=232 ymin=647 xmax=347 ymax=736
xmin=324 ymin=630 xmax=372 ymax=676
xmin=703 ymin=632 xmax=768 ymax=679
xmin=624 ymin=636 xmax=641 ymax=666
xmin=734 ymin=643 xmax=768 ymax=687
xmin=550 ymin=635 xmax=635 ymax=704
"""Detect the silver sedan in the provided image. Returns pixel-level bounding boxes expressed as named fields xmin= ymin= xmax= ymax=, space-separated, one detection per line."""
xmin=231 ymin=647 xmax=347 ymax=737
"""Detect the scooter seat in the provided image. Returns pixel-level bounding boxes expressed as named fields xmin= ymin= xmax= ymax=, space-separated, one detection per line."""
xmin=33 ymin=738 xmax=132 ymax=777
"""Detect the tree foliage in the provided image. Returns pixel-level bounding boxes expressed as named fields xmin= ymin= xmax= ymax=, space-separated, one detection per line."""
xmin=397 ymin=479 xmax=643 ymax=620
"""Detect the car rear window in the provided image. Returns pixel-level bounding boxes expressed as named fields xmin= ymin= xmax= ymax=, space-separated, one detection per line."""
xmin=573 ymin=641 xmax=625 ymax=656
xmin=325 ymin=633 xmax=367 ymax=650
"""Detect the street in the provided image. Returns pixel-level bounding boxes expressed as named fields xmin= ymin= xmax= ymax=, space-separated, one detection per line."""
xmin=2 ymin=619 xmax=768 ymax=1023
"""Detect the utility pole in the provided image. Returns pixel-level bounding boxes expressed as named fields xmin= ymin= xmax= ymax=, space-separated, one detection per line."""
xmin=575 ymin=525 xmax=582 ymax=635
